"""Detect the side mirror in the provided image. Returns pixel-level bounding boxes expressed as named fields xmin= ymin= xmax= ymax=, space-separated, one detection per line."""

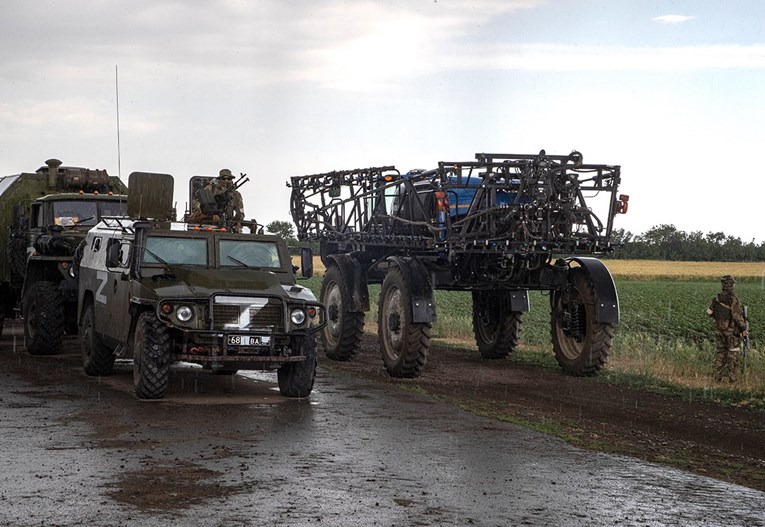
xmin=300 ymin=247 xmax=314 ymax=278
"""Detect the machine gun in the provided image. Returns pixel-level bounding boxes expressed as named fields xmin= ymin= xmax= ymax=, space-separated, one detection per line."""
xmin=741 ymin=305 xmax=750 ymax=372
xmin=197 ymin=173 xmax=249 ymax=219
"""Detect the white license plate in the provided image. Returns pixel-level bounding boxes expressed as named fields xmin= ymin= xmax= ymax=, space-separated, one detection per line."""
xmin=228 ymin=335 xmax=270 ymax=346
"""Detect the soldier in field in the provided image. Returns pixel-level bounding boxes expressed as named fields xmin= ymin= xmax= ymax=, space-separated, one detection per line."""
xmin=707 ymin=275 xmax=749 ymax=382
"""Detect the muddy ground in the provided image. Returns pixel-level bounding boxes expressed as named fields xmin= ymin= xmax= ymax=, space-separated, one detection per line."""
xmin=328 ymin=334 xmax=765 ymax=492
xmin=2 ymin=321 xmax=765 ymax=525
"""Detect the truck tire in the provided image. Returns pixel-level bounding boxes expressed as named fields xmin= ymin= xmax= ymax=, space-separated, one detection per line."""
xmin=81 ymin=303 xmax=115 ymax=376
xmin=472 ymin=291 xmax=522 ymax=359
xmin=320 ymin=265 xmax=364 ymax=361
xmin=551 ymin=267 xmax=613 ymax=376
xmin=133 ymin=312 xmax=171 ymax=399
xmin=24 ymin=281 xmax=65 ymax=355
xmin=378 ymin=266 xmax=430 ymax=378
xmin=277 ymin=335 xmax=318 ymax=397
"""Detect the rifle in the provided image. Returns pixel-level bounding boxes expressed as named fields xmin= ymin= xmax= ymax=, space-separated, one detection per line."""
xmin=741 ymin=305 xmax=750 ymax=372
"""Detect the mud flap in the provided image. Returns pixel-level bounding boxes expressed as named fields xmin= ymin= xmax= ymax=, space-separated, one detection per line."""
xmin=569 ymin=257 xmax=619 ymax=324
xmin=388 ymin=257 xmax=436 ymax=324
xmin=508 ymin=290 xmax=530 ymax=312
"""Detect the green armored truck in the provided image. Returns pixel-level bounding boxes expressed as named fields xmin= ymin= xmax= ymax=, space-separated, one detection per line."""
xmin=0 ymin=158 xmax=128 ymax=349
xmin=76 ymin=173 xmax=324 ymax=399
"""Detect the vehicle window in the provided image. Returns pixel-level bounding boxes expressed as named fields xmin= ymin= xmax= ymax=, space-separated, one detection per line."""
xmin=220 ymin=240 xmax=281 ymax=268
xmin=31 ymin=204 xmax=42 ymax=228
xmin=98 ymin=201 xmax=128 ymax=218
xmin=119 ymin=241 xmax=131 ymax=267
xmin=53 ymin=201 xmax=98 ymax=226
xmin=144 ymin=237 xmax=208 ymax=265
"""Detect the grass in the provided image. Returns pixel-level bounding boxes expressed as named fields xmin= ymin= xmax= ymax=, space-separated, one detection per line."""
xmin=298 ymin=258 xmax=765 ymax=409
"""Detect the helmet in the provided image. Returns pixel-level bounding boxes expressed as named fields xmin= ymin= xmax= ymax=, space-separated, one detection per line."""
xmin=218 ymin=168 xmax=234 ymax=180
xmin=720 ymin=275 xmax=736 ymax=286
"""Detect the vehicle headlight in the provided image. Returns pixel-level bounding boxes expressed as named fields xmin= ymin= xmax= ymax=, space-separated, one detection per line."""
xmin=290 ymin=309 xmax=306 ymax=326
xmin=176 ymin=305 xmax=194 ymax=322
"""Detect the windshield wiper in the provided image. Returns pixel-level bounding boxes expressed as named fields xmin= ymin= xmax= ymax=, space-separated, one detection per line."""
xmin=144 ymin=247 xmax=175 ymax=279
xmin=226 ymin=254 xmax=253 ymax=268
xmin=73 ymin=216 xmax=95 ymax=225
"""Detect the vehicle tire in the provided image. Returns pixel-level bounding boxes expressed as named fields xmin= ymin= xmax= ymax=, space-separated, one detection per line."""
xmin=132 ymin=312 xmax=171 ymax=399
xmin=472 ymin=291 xmax=522 ymax=359
xmin=278 ymin=335 xmax=318 ymax=397
xmin=378 ymin=265 xmax=430 ymax=378
xmin=81 ymin=303 xmax=115 ymax=376
xmin=551 ymin=267 xmax=613 ymax=376
xmin=24 ymin=281 xmax=65 ymax=355
xmin=320 ymin=264 xmax=364 ymax=361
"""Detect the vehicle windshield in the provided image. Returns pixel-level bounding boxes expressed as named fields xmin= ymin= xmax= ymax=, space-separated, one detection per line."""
xmin=143 ymin=236 xmax=208 ymax=265
xmin=220 ymin=240 xmax=281 ymax=269
xmin=53 ymin=200 xmax=127 ymax=226
xmin=99 ymin=200 xmax=128 ymax=218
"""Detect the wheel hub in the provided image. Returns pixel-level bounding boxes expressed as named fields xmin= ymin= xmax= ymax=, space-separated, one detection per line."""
xmin=328 ymin=304 xmax=339 ymax=322
xmin=388 ymin=312 xmax=401 ymax=332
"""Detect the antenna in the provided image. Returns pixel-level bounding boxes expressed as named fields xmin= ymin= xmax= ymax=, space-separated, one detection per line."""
xmin=115 ymin=65 xmax=122 ymax=181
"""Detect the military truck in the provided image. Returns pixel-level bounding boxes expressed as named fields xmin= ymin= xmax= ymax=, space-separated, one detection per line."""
xmin=0 ymin=158 xmax=128 ymax=350
xmin=77 ymin=173 xmax=324 ymax=399
xmin=289 ymin=149 xmax=629 ymax=378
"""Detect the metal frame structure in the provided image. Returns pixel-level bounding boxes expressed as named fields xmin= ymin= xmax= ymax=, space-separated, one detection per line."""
xmin=289 ymin=150 xmax=624 ymax=289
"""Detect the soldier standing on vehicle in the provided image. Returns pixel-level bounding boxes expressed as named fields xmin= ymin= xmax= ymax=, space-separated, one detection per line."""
xmin=189 ymin=169 xmax=245 ymax=225
xmin=707 ymin=275 xmax=749 ymax=382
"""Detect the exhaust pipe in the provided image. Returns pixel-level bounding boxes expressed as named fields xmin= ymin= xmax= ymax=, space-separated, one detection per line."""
xmin=45 ymin=158 xmax=62 ymax=189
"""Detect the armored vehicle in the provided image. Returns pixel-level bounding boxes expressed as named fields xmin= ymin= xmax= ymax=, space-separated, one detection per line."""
xmin=289 ymin=149 xmax=629 ymax=378
xmin=77 ymin=173 xmax=324 ymax=399
xmin=0 ymin=158 xmax=128 ymax=349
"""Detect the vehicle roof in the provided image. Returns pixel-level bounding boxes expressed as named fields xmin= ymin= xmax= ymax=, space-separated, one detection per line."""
xmin=90 ymin=219 xmax=280 ymax=241
xmin=35 ymin=192 xmax=128 ymax=202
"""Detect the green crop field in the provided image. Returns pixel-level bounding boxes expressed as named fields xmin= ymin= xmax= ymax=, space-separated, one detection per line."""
xmin=301 ymin=264 xmax=765 ymax=408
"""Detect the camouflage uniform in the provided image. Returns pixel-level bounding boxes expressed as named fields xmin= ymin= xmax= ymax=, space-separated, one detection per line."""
xmin=707 ymin=275 xmax=747 ymax=382
xmin=188 ymin=168 xmax=245 ymax=224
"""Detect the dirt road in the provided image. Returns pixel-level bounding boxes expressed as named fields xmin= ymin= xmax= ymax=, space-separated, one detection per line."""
xmin=337 ymin=334 xmax=765 ymax=492
xmin=1 ymin=323 xmax=764 ymax=526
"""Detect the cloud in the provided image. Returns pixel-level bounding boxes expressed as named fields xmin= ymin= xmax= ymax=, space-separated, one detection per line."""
xmin=450 ymin=43 xmax=765 ymax=72
xmin=652 ymin=14 xmax=695 ymax=25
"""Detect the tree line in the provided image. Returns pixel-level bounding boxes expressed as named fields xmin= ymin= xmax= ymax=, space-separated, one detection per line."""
xmin=267 ymin=219 xmax=765 ymax=262
xmin=610 ymin=224 xmax=765 ymax=261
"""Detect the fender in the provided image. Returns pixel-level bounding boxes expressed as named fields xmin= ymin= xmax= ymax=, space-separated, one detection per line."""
xmin=325 ymin=254 xmax=369 ymax=313
xmin=569 ymin=257 xmax=619 ymax=324
xmin=387 ymin=256 xmax=436 ymax=324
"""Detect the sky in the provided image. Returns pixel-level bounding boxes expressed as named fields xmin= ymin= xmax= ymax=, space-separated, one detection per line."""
xmin=1 ymin=0 xmax=763 ymax=242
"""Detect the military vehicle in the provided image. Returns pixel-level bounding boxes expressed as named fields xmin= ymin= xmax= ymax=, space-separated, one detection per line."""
xmin=0 ymin=159 xmax=128 ymax=351
xmin=77 ymin=173 xmax=324 ymax=399
xmin=289 ymin=149 xmax=629 ymax=378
